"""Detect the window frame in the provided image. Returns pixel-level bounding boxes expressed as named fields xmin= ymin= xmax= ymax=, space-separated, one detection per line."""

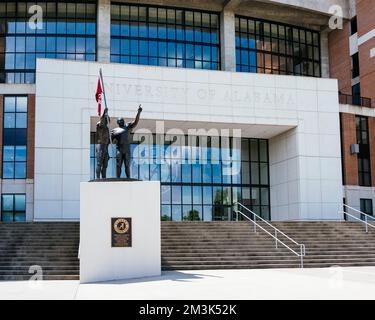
xmin=235 ymin=15 xmax=322 ymax=77
xmin=2 ymin=95 xmax=28 ymax=179
xmin=1 ymin=193 xmax=26 ymax=222
xmin=356 ymin=115 xmax=372 ymax=187
xmin=360 ymin=198 xmax=373 ymax=217
xmin=352 ymin=83 xmax=361 ymax=106
xmin=351 ymin=52 xmax=360 ymax=79
xmin=110 ymin=2 xmax=221 ymax=70
xmin=0 ymin=1 xmax=97 ymax=84
xmin=90 ymin=134 xmax=271 ymax=221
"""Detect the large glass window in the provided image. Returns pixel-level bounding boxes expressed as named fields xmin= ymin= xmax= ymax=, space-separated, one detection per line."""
xmin=111 ymin=4 xmax=220 ymax=70
xmin=356 ymin=116 xmax=371 ymax=187
xmin=2 ymin=96 xmax=27 ymax=179
xmin=0 ymin=1 xmax=97 ymax=84
xmin=235 ymin=16 xmax=321 ymax=77
xmin=352 ymin=53 xmax=360 ymax=79
xmin=1 ymin=194 xmax=26 ymax=222
xmin=360 ymin=199 xmax=373 ymax=217
xmin=352 ymin=83 xmax=361 ymax=106
xmin=90 ymin=135 xmax=270 ymax=221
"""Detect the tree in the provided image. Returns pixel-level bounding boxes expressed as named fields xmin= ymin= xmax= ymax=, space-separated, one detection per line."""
xmin=161 ymin=215 xmax=171 ymax=221
xmin=183 ymin=210 xmax=201 ymax=221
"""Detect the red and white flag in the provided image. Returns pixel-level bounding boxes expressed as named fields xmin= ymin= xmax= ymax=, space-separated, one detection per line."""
xmin=95 ymin=78 xmax=103 ymax=116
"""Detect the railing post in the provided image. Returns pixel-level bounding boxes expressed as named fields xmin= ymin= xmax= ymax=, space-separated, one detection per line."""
xmin=254 ymin=213 xmax=256 ymax=233
xmin=275 ymin=230 xmax=278 ymax=249
xmin=366 ymin=215 xmax=368 ymax=233
xmin=300 ymin=245 xmax=304 ymax=268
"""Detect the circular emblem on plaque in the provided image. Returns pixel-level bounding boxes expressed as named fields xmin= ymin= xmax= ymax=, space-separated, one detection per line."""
xmin=114 ymin=218 xmax=129 ymax=234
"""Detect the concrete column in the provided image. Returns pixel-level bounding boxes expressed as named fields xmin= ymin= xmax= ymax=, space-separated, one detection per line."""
xmin=220 ymin=10 xmax=236 ymax=72
xmin=26 ymin=181 xmax=34 ymax=222
xmin=97 ymin=0 xmax=111 ymax=63
xmin=320 ymin=30 xmax=330 ymax=78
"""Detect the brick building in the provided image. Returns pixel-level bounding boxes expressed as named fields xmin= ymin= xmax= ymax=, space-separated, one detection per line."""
xmin=329 ymin=0 xmax=375 ymax=215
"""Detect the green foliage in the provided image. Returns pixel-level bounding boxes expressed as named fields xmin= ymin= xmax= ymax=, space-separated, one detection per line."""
xmin=183 ymin=210 xmax=201 ymax=221
xmin=161 ymin=215 xmax=171 ymax=221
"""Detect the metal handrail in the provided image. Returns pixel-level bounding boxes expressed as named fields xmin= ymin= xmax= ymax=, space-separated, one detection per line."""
xmin=339 ymin=93 xmax=372 ymax=108
xmin=234 ymin=202 xmax=306 ymax=268
xmin=340 ymin=210 xmax=375 ymax=233
xmin=343 ymin=204 xmax=375 ymax=221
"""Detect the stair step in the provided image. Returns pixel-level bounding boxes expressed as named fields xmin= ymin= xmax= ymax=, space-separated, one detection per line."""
xmin=2 ymin=221 xmax=375 ymax=281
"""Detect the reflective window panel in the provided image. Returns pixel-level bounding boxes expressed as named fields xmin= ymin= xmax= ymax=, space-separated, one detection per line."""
xmin=91 ymin=134 xmax=270 ymax=221
xmin=235 ymin=16 xmax=321 ymax=77
xmin=2 ymin=96 xmax=27 ymax=179
xmin=1 ymin=194 xmax=26 ymax=222
xmin=111 ymin=4 xmax=220 ymax=70
xmin=0 ymin=1 xmax=97 ymax=83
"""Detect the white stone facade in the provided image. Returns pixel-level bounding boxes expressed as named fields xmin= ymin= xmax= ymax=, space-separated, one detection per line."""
xmin=344 ymin=186 xmax=375 ymax=213
xmin=34 ymin=58 xmax=343 ymax=221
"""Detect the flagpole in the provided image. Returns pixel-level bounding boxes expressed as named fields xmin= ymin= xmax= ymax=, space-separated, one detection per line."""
xmin=99 ymin=68 xmax=116 ymax=178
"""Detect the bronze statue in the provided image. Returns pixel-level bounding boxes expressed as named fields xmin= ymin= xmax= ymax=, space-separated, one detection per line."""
xmin=96 ymin=107 xmax=110 ymax=179
xmin=111 ymin=106 xmax=143 ymax=179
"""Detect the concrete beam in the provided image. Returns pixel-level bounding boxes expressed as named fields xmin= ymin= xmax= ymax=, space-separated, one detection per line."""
xmin=112 ymin=0 xmax=224 ymax=12
xmin=251 ymin=0 xmax=350 ymax=19
xmin=0 ymin=84 xmax=35 ymax=94
xmin=237 ymin=1 xmax=330 ymax=30
xmin=223 ymin=0 xmax=243 ymax=10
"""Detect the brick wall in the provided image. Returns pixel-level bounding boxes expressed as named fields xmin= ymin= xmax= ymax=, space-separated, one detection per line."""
xmin=328 ymin=21 xmax=352 ymax=95
xmin=357 ymin=0 xmax=375 ymax=107
xmin=341 ymin=113 xmax=358 ymax=186
xmin=27 ymin=94 xmax=35 ymax=180
xmin=356 ymin=0 xmax=375 ymax=37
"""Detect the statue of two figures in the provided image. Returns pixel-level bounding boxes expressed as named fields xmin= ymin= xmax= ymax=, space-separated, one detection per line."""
xmin=95 ymin=106 xmax=143 ymax=180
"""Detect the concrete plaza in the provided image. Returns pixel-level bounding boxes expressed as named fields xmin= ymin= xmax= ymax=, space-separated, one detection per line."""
xmin=0 ymin=267 xmax=375 ymax=300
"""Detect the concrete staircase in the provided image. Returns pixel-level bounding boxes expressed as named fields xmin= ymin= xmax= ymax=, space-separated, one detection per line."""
xmin=1 ymin=220 xmax=375 ymax=280
xmin=0 ymin=223 xmax=80 ymax=281
xmin=161 ymin=221 xmax=375 ymax=270
xmin=273 ymin=221 xmax=375 ymax=268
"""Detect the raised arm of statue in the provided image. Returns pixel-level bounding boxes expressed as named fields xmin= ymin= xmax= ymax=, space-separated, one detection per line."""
xmin=99 ymin=108 xmax=109 ymax=128
xmin=128 ymin=105 xmax=143 ymax=130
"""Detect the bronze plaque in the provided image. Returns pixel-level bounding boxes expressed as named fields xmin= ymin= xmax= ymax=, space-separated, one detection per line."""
xmin=111 ymin=218 xmax=132 ymax=248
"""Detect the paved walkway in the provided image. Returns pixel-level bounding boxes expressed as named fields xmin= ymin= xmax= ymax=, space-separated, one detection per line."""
xmin=1 ymin=267 xmax=375 ymax=300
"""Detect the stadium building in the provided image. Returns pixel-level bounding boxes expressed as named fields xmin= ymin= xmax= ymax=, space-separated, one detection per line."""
xmin=0 ymin=0 xmax=373 ymax=223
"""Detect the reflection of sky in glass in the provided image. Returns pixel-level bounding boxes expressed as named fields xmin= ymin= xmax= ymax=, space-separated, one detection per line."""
xmin=1 ymin=194 xmax=26 ymax=222
xmin=90 ymin=135 xmax=270 ymax=221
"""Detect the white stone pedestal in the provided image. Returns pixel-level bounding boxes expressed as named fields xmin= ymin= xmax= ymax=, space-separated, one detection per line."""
xmin=80 ymin=181 xmax=161 ymax=284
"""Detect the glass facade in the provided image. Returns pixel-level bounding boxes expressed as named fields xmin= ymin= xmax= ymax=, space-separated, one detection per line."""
xmin=0 ymin=1 xmax=96 ymax=84
xmin=1 ymin=194 xmax=26 ymax=222
xmin=2 ymin=96 xmax=27 ymax=179
xmin=111 ymin=3 xmax=220 ymax=70
xmin=90 ymin=134 xmax=270 ymax=221
xmin=235 ymin=16 xmax=321 ymax=77
xmin=356 ymin=115 xmax=371 ymax=187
